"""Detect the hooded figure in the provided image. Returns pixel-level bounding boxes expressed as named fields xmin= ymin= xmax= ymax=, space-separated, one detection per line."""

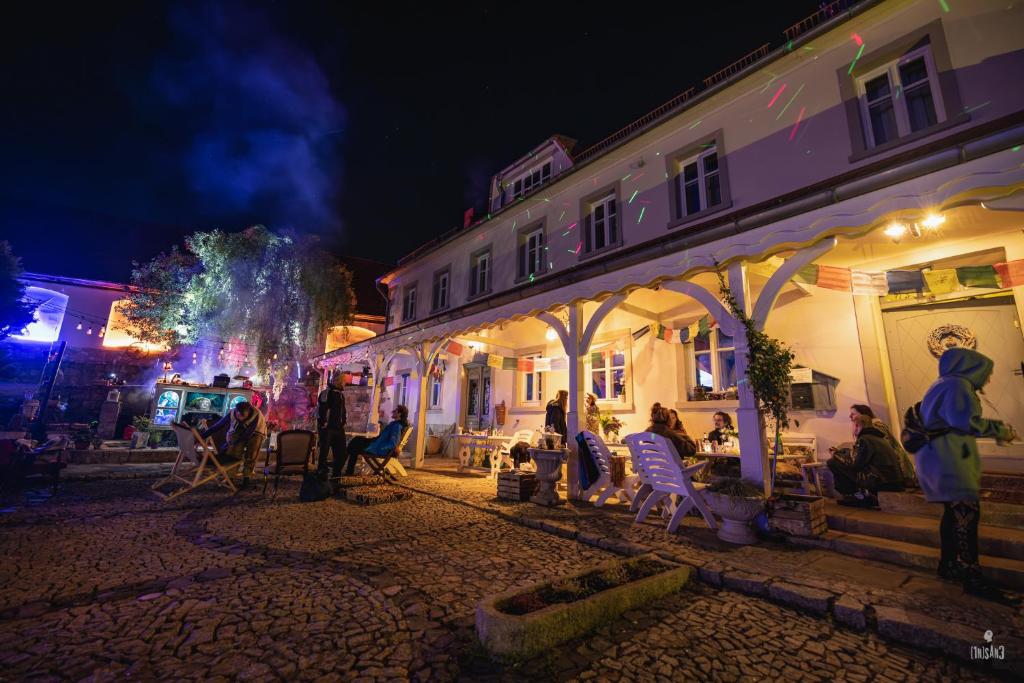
xmin=915 ymin=347 xmax=1018 ymax=604
xmin=916 ymin=348 xmax=1012 ymax=503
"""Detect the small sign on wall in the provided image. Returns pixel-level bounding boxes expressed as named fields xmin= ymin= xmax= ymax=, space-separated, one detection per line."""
xmin=790 ymin=366 xmax=813 ymax=383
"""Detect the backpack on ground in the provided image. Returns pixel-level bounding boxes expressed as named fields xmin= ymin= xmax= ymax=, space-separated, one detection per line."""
xmin=299 ymin=472 xmax=331 ymax=502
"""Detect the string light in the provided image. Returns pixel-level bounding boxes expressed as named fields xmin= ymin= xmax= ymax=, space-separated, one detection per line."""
xmin=98 ymin=326 xmax=105 ymax=338
xmin=76 ymin=321 xmax=82 ymax=331
xmin=86 ymin=326 xmax=93 ymax=335
xmin=192 ymin=352 xmax=198 ymax=364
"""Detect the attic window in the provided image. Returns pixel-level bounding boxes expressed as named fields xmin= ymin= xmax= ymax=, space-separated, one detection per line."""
xmin=510 ymin=162 xmax=552 ymax=201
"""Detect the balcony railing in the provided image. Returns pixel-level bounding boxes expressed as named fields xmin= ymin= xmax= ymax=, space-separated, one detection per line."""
xmin=784 ymin=0 xmax=860 ymax=42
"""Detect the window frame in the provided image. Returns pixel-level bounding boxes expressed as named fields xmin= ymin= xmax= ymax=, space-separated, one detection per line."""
xmin=665 ymin=131 xmax=732 ymax=231
xmin=579 ymin=182 xmax=622 ymax=260
xmin=584 ymin=332 xmax=633 ymax=410
xmin=398 ymin=372 xmax=411 ymax=407
xmin=431 ymin=266 xmax=451 ymax=313
xmin=401 ymin=283 xmax=418 ymax=323
xmin=428 ymin=373 xmax=443 ymax=410
xmin=515 ymin=221 xmax=548 ymax=282
xmin=507 ymin=160 xmax=553 ymax=203
xmin=855 ymin=45 xmax=946 ymax=149
xmin=687 ymin=328 xmax=737 ymax=397
xmin=468 ymin=246 xmax=493 ymax=300
xmin=514 ymin=347 xmax=546 ymax=410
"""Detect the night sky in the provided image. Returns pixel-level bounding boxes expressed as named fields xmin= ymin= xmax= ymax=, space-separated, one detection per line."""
xmin=1 ymin=1 xmax=823 ymax=282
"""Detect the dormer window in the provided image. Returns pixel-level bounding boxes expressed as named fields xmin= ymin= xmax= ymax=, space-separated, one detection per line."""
xmin=509 ymin=162 xmax=552 ymax=203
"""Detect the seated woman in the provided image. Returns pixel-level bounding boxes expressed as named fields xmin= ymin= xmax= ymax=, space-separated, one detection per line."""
xmin=647 ymin=403 xmax=697 ymax=459
xmin=850 ymin=403 xmax=916 ymax=487
xmin=667 ymin=409 xmax=693 ymax=439
xmin=828 ymin=414 xmax=905 ymax=508
xmin=347 ymin=405 xmax=410 ymax=464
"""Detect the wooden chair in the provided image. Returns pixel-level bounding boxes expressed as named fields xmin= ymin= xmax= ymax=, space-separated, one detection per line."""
xmin=262 ymin=429 xmax=315 ymax=498
xmin=152 ymin=423 xmax=240 ymax=501
xmin=624 ymin=433 xmax=716 ymax=533
xmin=360 ymin=426 xmax=413 ymax=482
xmin=492 ymin=429 xmax=535 ymax=479
xmin=579 ymin=430 xmax=632 ymax=506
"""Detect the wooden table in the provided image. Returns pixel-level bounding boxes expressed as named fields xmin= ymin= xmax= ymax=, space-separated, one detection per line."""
xmin=528 ymin=448 xmax=568 ymax=506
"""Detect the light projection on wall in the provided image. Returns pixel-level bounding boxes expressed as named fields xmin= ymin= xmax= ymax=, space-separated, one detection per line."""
xmin=13 ymin=287 xmax=68 ymax=343
xmin=102 ymin=299 xmax=167 ymax=351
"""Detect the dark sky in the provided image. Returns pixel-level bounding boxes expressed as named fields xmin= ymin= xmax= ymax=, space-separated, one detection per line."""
xmin=1 ymin=1 xmax=823 ymax=282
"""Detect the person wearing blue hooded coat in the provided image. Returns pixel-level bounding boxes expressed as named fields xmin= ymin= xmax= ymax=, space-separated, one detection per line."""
xmin=916 ymin=347 xmax=1018 ymax=604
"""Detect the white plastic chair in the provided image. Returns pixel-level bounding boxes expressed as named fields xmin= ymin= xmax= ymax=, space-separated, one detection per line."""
xmin=579 ymin=431 xmax=633 ymax=506
xmin=623 ymin=432 xmax=716 ymax=533
xmin=152 ymin=423 xmax=240 ymax=501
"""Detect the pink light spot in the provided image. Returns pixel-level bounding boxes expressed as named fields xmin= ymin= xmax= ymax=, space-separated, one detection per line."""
xmin=852 ymin=33 xmax=863 ymax=46
xmin=575 ymin=241 xmax=582 ymax=254
xmin=788 ymin=106 xmax=806 ymax=142
xmin=767 ymin=83 xmax=787 ymax=108
xmin=567 ymin=221 xmax=578 ymax=230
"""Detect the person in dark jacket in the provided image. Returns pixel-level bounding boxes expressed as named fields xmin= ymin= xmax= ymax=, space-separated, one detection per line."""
xmin=850 ymin=403 xmax=916 ymax=487
xmin=708 ymin=411 xmax=734 ymax=445
xmin=201 ymin=401 xmax=266 ymax=488
xmin=828 ymin=414 xmax=904 ymax=508
xmin=648 ymin=403 xmax=697 ymax=460
xmin=916 ymin=347 xmax=1018 ymax=604
xmin=317 ymin=373 xmax=348 ymax=480
xmin=545 ymin=390 xmax=568 ymax=445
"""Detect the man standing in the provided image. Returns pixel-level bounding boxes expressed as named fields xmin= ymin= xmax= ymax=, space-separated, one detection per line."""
xmin=318 ymin=373 xmax=347 ymax=483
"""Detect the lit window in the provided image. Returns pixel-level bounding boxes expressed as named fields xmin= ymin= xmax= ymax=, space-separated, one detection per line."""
xmin=469 ymin=250 xmax=491 ymax=298
xmin=856 ymin=46 xmax=945 ymax=148
xmin=588 ymin=340 xmax=629 ymax=403
xmin=690 ymin=329 xmax=736 ymax=397
xmin=674 ymin=146 xmax=721 ymax=219
xmin=402 ymin=285 xmax=417 ymax=322
xmin=519 ymin=353 xmax=544 ymax=405
xmin=583 ymin=193 xmax=619 ymax=254
xmin=517 ymin=227 xmax=545 ymax=280
xmin=429 ymin=375 xmax=442 ymax=409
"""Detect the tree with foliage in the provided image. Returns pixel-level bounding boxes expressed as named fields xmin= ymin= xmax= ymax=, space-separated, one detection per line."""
xmin=0 ymin=241 xmax=35 ymax=341
xmin=717 ymin=269 xmax=795 ymax=495
xmin=121 ymin=226 xmax=355 ymax=374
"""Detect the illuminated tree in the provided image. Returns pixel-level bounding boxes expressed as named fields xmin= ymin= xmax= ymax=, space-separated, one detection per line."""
xmin=121 ymin=226 xmax=355 ymax=372
xmin=0 ymin=241 xmax=35 ymax=341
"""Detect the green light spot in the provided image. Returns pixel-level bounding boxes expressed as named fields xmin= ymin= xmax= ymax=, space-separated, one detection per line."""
xmin=939 ymin=0 xmax=950 ymax=12
xmin=1012 ymin=145 xmax=1021 ymax=152
xmin=776 ymin=83 xmax=805 ymax=120
xmin=847 ymin=44 xmax=865 ymax=75
xmin=688 ymin=120 xmax=703 ymax=129
xmin=628 ymin=190 xmax=639 ymax=204
xmin=637 ymin=207 xmax=646 ymax=224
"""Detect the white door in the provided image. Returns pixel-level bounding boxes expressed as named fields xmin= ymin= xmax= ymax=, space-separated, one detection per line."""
xmin=882 ymin=295 xmax=1024 ymax=470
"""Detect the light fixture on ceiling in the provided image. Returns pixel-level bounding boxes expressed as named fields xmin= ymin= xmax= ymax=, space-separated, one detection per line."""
xmin=884 ymin=222 xmax=908 ymax=242
xmin=545 ymin=327 xmax=558 ymax=341
xmin=920 ymin=212 xmax=945 ymax=230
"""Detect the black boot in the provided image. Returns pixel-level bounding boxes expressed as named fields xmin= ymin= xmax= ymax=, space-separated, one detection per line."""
xmin=937 ymin=559 xmax=963 ymax=583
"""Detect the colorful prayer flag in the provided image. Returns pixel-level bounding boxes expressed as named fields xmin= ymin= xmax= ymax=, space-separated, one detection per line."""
xmin=502 ymin=356 xmax=518 ymax=370
xmin=533 ymin=357 xmax=552 ymax=372
xmin=698 ymin=316 xmax=711 ymax=337
xmin=487 ymin=353 xmax=504 ymax=368
xmin=517 ymin=357 xmax=535 ymax=372
xmin=850 ymin=270 xmax=888 ymax=296
xmin=663 ymin=326 xmax=674 ymax=342
xmin=472 ymin=352 xmax=488 ymax=365
xmin=550 ymin=357 xmax=568 ymax=371
xmin=956 ymin=265 xmax=999 ymax=288
xmin=794 ymin=264 xmax=819 ymax=285
xmin=445 ymin=340 xmax=464 ymax=356
xmin=994 ymin=260 xmax=1024 ymax=288
xmin=816 ymin=265 xmax=852 ymax=291
xmin=383 ymin=376 xmax=394 ymax=387
xmin=885 ymin=270 xmax=925 ymax=294
xmin=678 ymin=326 xmax=690 ymax=343
xmin=923 ymin=268 xmax=958 ymax=294
xmin=687 ymin=321 xmax=700 ymax=340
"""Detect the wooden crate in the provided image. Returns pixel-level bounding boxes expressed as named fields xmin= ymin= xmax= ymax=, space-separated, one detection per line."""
xmin=768 ymin=493 xmax=827 ymax=537
xmin=497 ymin=471 xmax=538 ymax=501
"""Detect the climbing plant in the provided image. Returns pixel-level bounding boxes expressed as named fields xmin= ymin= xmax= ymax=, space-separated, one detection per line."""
xmin=716 ymin=268 xmax=794 ymax=494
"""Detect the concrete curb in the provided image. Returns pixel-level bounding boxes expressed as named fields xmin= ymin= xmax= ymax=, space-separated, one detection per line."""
xmin=398 ymin=480 xmax=1021 ymax=673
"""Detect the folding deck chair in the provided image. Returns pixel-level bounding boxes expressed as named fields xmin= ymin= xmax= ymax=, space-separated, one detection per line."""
xmin=151 ymin=423 xmax=241 ymax=501
xmin=579 ymin=430 xmax=633 ymax=506
xmin=359 ymin=426 xmax=413 ymax=482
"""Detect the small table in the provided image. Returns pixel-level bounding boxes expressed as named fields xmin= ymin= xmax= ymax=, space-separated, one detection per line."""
xmin=454 ymin=434 xmax=509 ymax=473
xmin=528 ymin=448 xmax=568 ymax=506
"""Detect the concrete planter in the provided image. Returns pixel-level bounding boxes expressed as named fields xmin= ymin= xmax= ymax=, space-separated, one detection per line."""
xmin=705 ymin=492 xmax=765 ymax=544
xmin=476 ymin=555 xmax=691 ymax=659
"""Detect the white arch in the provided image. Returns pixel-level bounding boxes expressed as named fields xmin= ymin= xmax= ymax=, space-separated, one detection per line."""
xmin=751 ymin=237 xmax=837 ymax=329
xmin=658 ymin=281 xmax=737 ymax=336
xmin=579 ymin=294 xmax=627 ymax=354
xmin=537 ymin=311 xmax=571 ymax=355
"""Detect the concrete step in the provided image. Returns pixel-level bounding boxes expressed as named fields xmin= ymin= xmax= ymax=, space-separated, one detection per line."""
xmin=877 ymin=491 xmax=1024 ymax=530
xmin=980 ymin=472 xmax=1024 ymax=505
xmin=820 ymin=531 xmax=1024 ymax=591
xmin=825 ymin=502 xmax=1024 ymax=561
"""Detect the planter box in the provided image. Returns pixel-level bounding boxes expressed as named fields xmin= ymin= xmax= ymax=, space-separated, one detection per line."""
xmin=497 ymin=471 xmax=537 ymax=501
xmin=769 ymin=493 xmax=826 ymax=537
xmin=476 ymin=555 xmax=691 ymax=659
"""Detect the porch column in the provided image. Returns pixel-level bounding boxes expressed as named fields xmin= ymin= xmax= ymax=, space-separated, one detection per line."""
xmin=566 ymin=303 xmax=584 ymax=499
xmin=728 ymin=261 xmax=770 ymax=492
xmin=412 ymin=362 xmax=430 ymax=469
xmin=367 ymin=351 xmax=385 ymax=434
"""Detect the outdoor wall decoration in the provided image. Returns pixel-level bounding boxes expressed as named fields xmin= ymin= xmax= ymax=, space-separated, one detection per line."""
xmin=632 ymin=314 xmax=717 ymax=345
xmin=926 ymin=324 xmax=977 ymax=358
xmin=793 ymin=258 xmax=1024 ymax=296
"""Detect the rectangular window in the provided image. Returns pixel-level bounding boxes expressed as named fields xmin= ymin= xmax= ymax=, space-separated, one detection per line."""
xmin=398 ymin=372 xmax=410 ymax=407
xmin=402 ymin=285 xmax=417 ymax=323
xmin=387 ymin=286 xmax=398 ymax=329
xmin=583 ymin=192 xmax=618 ymax=255
xmin=509 ymin=161 xmax=552 ymax=202
xmin=429 ymin=375 xmax=442 ymax=409
xmin=689 ymin=329 xmax=737 ymax=397
xmin=674 ymin=146 xmax=721 ymax=219
xmin=519 ymin=353 xmax=544 ymax=405
xmin=432 ymin=268 xmax=450 ymax=311
xmin=588 ymin=341 xmax=628 ymax=403
xmin=856 ymin=46 xmax=944 ymax=149
xmin=517 ymin=227 xmax=545 ymax=280
xmin=469 ymin=250 xmax=491 ymax=298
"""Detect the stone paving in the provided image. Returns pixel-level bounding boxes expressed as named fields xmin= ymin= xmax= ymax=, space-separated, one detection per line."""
xmin=0 ymin=472 xmax=1013 ymax=681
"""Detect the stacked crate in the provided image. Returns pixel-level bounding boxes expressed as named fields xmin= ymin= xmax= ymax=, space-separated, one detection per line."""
xmin=768 ymin=493 xmax=827 ymax=537
xmin=497 ymin=471 xmax=537 ymax=501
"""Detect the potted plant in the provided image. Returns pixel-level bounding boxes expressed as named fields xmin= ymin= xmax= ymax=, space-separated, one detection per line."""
xmin=131 ymin=415 xmax=151 ymax=449
xmin=599 ymin=413 xmax=623 ymax=443
xmin=704 ymin=477 xmax=766 ymax=545
xmin=71 ymin=424 xmax=93 ymax=450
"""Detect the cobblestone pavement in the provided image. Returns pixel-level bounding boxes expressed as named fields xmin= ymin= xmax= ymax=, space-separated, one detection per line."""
xmin=0 ymin=473 xmax=1010 ymax=681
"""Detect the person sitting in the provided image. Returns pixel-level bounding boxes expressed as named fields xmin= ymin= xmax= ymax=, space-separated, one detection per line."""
xmin=647 ymin=403 xmax=697 ymax=459
xmin=850 ymin=403 xmax=917 ymax=487
xmin=346 ymin=405 xmax=410 ymax=468
xmin=708 ymin=411 xmax=734 ymax=445
xmin=828 ymin=414 xmax=904 ymax=508
xmin=667 ymin=409 xmax=692 ymax=438
xmin=200 ymin=401 xmax=266 ymax=488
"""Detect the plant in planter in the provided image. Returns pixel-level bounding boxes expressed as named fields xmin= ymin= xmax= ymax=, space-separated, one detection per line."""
xmin=599 ymin=413 xmax=623 ymax=443
xmin=131 ymin=415 xmax=151 ymax=449
xmin=704 ymin=477 xmax=766 ymax=544
xmin=71 ymin=424 xmax=93 ymax=450
xmin=716 ymin=269 xmax=795 ymax=495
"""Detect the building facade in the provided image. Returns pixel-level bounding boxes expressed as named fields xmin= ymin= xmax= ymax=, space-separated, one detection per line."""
xmin=322 ymin=0 xmax=1024 ymax=489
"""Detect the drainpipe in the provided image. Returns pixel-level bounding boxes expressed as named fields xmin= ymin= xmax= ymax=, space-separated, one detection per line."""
xmin=375 ymin=277 xmax=390 ymax=332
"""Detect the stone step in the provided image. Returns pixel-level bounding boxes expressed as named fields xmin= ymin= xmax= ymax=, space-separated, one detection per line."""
xmin=821 ymin=531 xmax=1024 ymax=590
xmin=877 ymin=491 xmax=1024 ymax=530
xmin=980 ymin=472 xmax=1024 ymax=505
xmin=825 ymin=502 xmax=1024 ymax=561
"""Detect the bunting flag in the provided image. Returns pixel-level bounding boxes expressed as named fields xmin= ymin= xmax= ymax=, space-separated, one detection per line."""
xmin=688 ymin=320 xmax=700 ymax=340
xmin=851 ymin=270 xmax=889 ymax=296
xmin=816 ymin=265 xmax=853 ymax=291
xmin=486 ymin=353 xmax=504 ymax=368
xmin=550 ymin=357 xmax=568 ymax=371
xmin=885 ymin=270 xmax=925 ymax=294
xmin=678 ymin=326 xmax=691 ymax=343
xmin=383 ymin=376 xmax=394 ymax=387
xmin=794 ymin=264 xmax=819 ymax=285
xmin=662 ymin=326 xmax=674 ymax=342
xmin=631 ymin=325 xmax=650 ymax=341
xmin=956 ymin=265 xmax=1000 ymax=289
xmin=923 ymin=268 xmax=959 ymax=294
xmin=995 ymin=261 xmax=1024 ymax=288
xmin=472 ymin=352 xmax=488 ymax=365
xmin=533 ymin=357 xmax=552 ymax=372
xmin=445 ymin=340 xmax=464 ymax=357
xmin=501 ymin=356 xmax=518 ymax=370
xmin=698 ymin=316 xmax=711 ymax=336
xmin=517 ymin=357 xmax=534 ymax=372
